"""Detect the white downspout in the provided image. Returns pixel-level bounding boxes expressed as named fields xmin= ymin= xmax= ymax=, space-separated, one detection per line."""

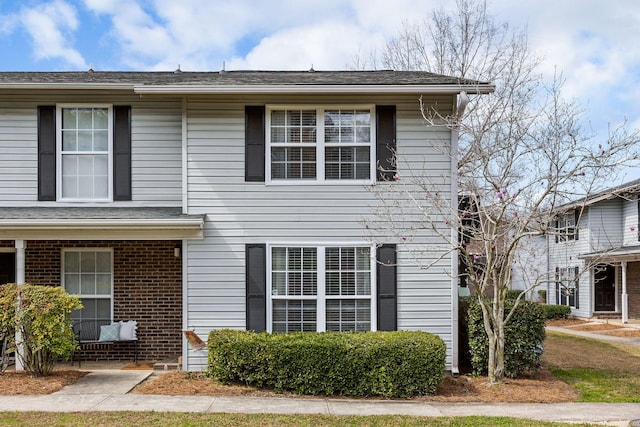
xmin=14 ymin=240 xmax=25 ymax=371
xmin=450 ymin=91 xmax=468 ymax=376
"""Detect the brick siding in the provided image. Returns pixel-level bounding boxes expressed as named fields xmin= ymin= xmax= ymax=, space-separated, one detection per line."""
xmin=2 ymin=240 xmax=183 ymax=362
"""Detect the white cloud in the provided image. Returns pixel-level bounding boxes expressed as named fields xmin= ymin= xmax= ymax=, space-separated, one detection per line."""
xmin=9 ymin=0 xmax=86 ymax=69
xmin=229 ymin=21 xmax=385 ymax=70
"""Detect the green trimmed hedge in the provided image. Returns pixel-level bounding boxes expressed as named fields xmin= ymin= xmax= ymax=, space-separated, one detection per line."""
xmin=468 ymin=299 xmax=545 ymax=378
xmin=542 ymin=304 xmax=572 ymax=320
xmin=206 ymin=330 xmax=446 ymax=398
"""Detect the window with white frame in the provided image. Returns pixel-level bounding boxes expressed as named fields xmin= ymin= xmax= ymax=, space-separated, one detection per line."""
xmin=268 ymin=107 xmax=373 ymax=182
xmin=555 ymin=211 xmax=578 ymax=242
xmin=62 ymin=249 xmax=113 ymax=324
xmin=269 ymin=245 xmax=373 ymax=332
xmin=555 ymin=266 xmax=578 ymax=307
xmin=58 ymin=106 xmax=111 ymax=200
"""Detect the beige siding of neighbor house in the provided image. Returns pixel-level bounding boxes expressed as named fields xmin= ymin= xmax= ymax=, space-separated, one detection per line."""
xmin=0 ymin=92 xmax=183 ymax=206
xmin=183 ymin=94 xmax=456 ymax=371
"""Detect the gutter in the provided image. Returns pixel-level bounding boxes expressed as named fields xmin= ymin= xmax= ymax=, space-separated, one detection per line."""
xmin=133 ymin=84 xmax=495 ymax=96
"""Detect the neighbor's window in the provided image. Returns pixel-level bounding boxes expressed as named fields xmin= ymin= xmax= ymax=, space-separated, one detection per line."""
xmin=59 ymin=106 xmax=111 ymax=200
xmin=268 ymin=107 xmax=373 ymax=182
xmin=63 ymin=249 xmax=113 ymax=325
xmin=555 ymin=211 xmax=578 ymax=242
xmin=555 ymin=266 xmax=579 ymax=308
xmin=269 ymin=245 xmax=372 ymax=332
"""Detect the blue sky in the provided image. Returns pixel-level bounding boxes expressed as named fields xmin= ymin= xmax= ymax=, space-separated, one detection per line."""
xmin=2 ymin=0 xmax=640 ymax=182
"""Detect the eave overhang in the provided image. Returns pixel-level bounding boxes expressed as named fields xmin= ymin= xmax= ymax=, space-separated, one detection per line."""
xmin=578 ymin=245 xmax=640 ymax=262
xmin=0 ymin=208 xmax=204 ymax=240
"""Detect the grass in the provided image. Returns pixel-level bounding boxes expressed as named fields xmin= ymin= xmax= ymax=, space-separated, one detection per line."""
xmin=543 ymin=331 xmax=640 ymax=402
xmin=549 ymin=367 xmax=640 ymax=402
xmin=0 ymin=413 xmax=601 ymax=427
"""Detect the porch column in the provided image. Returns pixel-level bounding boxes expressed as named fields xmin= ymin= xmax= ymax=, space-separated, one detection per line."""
xmin=14 ymin=240 xmax=25 ymax=371
xmin=621 ymin=261 xmax=628 ymax=324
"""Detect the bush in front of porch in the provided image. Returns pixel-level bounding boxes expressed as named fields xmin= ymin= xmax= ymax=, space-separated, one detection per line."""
xmin=0 ymin=283 xmax=81 ymax=376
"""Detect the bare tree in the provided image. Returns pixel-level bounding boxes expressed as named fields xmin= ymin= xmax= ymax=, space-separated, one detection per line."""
xmin=363 ymin=0 xmax=640 ymax=383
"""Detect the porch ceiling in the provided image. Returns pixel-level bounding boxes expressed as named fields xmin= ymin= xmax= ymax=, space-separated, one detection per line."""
xmin=0 ymin=207 xmax=204 ymax=240
xmin=579 ymin=244 xmax=640 ymax=262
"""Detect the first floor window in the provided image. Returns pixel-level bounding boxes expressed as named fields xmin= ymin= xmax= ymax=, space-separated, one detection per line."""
xmin=269 ymin=245 xmax=373 ymax=332
xmin=62 ymin=249 xmax=113 ymax=325
xmin=555 ymin=266 xmax=579 ymax=308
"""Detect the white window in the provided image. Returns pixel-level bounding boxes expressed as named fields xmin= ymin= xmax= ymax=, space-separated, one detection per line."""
xmin=556 ymin=266 xmax=578 ymax=307
xmin=267 ymin=106 xmax=374 ymax=183
xmin=555 ymin=212 xmax=577 ymax=242
xmin=58 ymin=106 xmax=112 ymax=200
xmin=62 ymin=249 xmax=113 ymax=324
xmin=269 ymin=245 xmax=374 ymax=332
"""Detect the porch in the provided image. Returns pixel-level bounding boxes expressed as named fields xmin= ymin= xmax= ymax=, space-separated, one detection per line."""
xmin=580 ymin=245 xmax=640 ymax=323
xmin=0 ymin=207 xmax=204 ymax=368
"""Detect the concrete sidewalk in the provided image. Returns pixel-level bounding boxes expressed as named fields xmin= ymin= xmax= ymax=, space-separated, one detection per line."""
xmin=0 ymin=370 xmax=638 ymax=426
xmin=0 ymin=389 xmax=638 ymax=425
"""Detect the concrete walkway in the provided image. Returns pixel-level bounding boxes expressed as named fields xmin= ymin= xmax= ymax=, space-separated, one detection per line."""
xmin=1 ymin=322 xmax=639 ymax=425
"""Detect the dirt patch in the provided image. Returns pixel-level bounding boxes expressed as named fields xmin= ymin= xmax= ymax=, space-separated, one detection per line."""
xmin=131 ymin=368 xmax=578 ymax=403
xmin=546 ymin=318 xmax=589 ymax=327
xmin=543 ymin=331 xmax=640 ymax=372
xmin=569 ymin=323 xmax=624 ymax=331
xmin=601 ymin=329 xmax=640 ymax=337
xmin=0 ymin=370 xmax=86 ymax=395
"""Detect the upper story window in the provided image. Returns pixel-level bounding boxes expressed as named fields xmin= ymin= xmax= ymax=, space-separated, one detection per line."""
xmin=38 ymin=105 xmax=131 ymax=202
xmin=267 ymin=106 xmax=374 ymax=183
xmin=555 ymin=211 xmax=579 ymax=243
xmin=58 ymin=106 xmax=112 ymax=201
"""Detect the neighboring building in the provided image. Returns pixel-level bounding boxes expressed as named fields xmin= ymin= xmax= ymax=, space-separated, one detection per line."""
xmin=548 ymin=179 xmax=640 ymax=322
xmin=0 ymin=70 xmax=492 ymax=371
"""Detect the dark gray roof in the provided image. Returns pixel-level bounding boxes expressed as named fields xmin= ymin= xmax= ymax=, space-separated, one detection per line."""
xmin=0 ymin=70 xmax=489 ymax=87
xmin=0 ymin=207 xmax=202 ymax=221
xmin=558 ymin=177 xmax=640 ymax=210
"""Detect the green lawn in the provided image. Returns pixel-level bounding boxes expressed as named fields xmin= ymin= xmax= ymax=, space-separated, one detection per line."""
xmin=544 ymin=331 xmax=640 ymax=402
xmin=0 ymin=413 xmax=602 ymax=427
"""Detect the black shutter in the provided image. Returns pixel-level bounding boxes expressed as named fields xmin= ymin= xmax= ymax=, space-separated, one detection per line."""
xmin=555 ymin=267 xmax=560 ymax=305
xmin=554 ymin=219 xmax=559 ymax=244
xmin=37 ymin=106 xmax=56 ymax=201
xmin=377 ymin=244 xmax=397 ymax=331
xmin=246 ymin=244 xmax=267 ymax=331
xmin=574 ymin=210 xmax=579 ymax=240
xmin=574 ymin=266 xmax=580 ymax=309
xmin=245 ymin=106 xmax=265 ymax=182
xmin=113 ymin=106 xmax=132 ymax=201
xmin=376 ymin=105 xmax=396 ymax=181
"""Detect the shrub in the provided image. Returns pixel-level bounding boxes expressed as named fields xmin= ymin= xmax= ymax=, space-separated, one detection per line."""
xmin=538 ymin=290 xmax=547 ymax=302
xmin=505 ymin=289 xmax=524 ymax=300
xmin=207 ymin=330 xmax=446 ymax=398
xmin=542 ymin=304 xmax=572 ymax=320
xmin=468 ymin=298 xmax=545 ymax=378
xmin=0 ymin=283 xmax=81 ymax=376
xmin=457 ymin=296 xmax=473 ymax=374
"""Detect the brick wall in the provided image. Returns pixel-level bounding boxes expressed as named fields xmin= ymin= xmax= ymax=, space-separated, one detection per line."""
xmin=15 ymin=240 xmax=183 ymax=362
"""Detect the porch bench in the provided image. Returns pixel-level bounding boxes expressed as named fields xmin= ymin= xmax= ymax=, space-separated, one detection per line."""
xmin=71 ymin=320 xmax=138 ymax=367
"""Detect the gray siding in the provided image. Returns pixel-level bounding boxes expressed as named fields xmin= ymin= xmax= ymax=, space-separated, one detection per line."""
xmin=184 ymin=94 xmax=455 ymax=371
xmin=0 ymin=93 xmax=182 ymax=206
xmin=622 ymin=198 xmax=638 ymax=246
